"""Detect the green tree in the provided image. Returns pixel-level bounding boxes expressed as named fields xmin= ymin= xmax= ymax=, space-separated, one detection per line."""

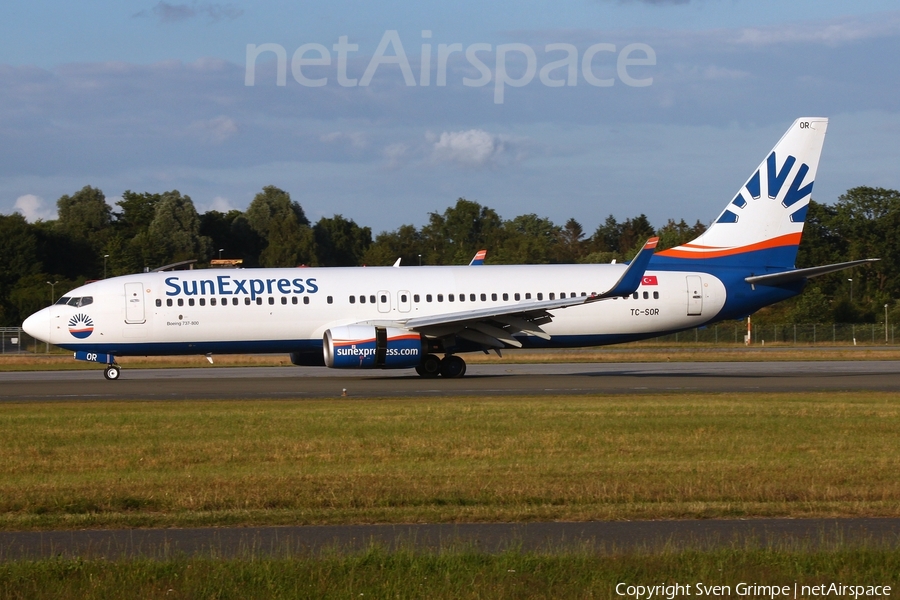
xmin=420 ymin=198 xmax=504 ymax=265
xmin=553 ymin=218 xmax=586 ymax=263
xmin=246 ymin=186 xmax=315 ymax=267
xmin=313 ymin=215 xmax=372 ymax=267
xmin=362 ymin=224 xmax=424 ymax=266
xmin=134 ymin=191 xmax=211 ymax=268
xmin=493 ymin=214 xmax=560 ymax=264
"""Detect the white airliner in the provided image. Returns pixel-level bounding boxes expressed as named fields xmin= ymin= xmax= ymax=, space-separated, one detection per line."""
xmin=23 ymin=117 xmax=876 ymax=380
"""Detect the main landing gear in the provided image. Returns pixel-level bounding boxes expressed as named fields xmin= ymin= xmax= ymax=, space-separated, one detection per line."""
xmin=415 ymin=354 xmax=467 ymax=378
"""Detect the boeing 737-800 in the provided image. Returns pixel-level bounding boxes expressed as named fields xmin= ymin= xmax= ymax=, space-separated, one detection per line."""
xmin=22 ymin=117 xmax=876 ymax=379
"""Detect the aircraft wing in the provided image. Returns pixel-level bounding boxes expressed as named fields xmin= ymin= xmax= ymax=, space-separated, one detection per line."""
xmin=380 ymin=238 xmax=658 ymax=349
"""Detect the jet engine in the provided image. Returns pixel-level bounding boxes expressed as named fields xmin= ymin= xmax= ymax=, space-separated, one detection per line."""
xmin=323 ymin=325 xmax=423 ymax=369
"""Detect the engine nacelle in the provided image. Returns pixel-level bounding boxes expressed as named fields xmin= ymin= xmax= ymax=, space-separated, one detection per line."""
xmin=323 ymin=325 xmax=423 ymax=369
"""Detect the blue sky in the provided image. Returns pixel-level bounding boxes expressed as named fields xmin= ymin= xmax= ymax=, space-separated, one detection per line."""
xmin=3 ymin=1 xmax=900 ymax=234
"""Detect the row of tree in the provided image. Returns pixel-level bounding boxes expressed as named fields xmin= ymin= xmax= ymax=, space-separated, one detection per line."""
xmin=1 ymin=185 xmax=898 ymax=328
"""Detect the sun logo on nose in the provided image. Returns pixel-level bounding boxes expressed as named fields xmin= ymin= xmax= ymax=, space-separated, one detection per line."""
xmin=68 ymin=313 xmax=94 ymax=339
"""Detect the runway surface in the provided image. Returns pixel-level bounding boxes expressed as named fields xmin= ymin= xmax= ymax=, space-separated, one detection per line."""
xmin=2 ymin=519 xmax=900 ymax=559
xmin=1 ymin=361 xmax=899 ymax=401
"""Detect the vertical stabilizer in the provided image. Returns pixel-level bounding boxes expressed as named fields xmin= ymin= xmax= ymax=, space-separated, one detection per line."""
xmin=656 ymin=118 xmax=828 ymax=268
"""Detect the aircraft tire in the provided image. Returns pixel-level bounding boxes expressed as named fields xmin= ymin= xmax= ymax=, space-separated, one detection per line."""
xmin=104 ymin=365 xmax=121 ymax=381
xmin=416 ymin=354 xmax=442 ymax=378
xmin=440 ymin=355 xmax=466 ymax=378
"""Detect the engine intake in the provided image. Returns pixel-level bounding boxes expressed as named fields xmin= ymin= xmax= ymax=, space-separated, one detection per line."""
xmin=324 ymin=325 xmax=423 ymax=369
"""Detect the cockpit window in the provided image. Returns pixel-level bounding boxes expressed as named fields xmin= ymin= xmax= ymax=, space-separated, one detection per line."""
xmin=55 ymin=297 xmax=71 ymax=305
xmin=64 ymin=296 xmax=93 ymax=307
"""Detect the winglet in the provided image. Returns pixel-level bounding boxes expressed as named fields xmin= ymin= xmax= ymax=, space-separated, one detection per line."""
xmin=599 ymin=237 xmax=659 ymax=298
xmin=469 ymin=250 xmax=487 ymax=266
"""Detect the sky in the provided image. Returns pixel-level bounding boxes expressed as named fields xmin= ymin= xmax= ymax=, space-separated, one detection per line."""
xmin=2 ymin=0 xmax=899 ymax=235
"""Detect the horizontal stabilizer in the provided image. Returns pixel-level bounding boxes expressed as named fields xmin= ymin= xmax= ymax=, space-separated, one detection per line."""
xmin=745 ymin=259 xmax=879 ymax=287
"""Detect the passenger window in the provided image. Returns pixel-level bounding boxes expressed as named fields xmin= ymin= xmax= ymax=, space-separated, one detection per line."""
xmin=525 ymin=293 xmax=531 ymax=300
xmin=292 ymin=296 xmax=298 ymax=304
xmin=537 ymin=293 xmax=543 ymax=301
xmin=560 ymin=293 xmax=566 ymax=299
xmin=280 ymin=297 xmax=287 ymax=305
xmin=350 ymin=296 xmax=356 ymax=304
xmin=653 ymin=291 xmax=659 ymax=299
xmin=514 ymin=293 xmax=520 ymax=301
xmin=502 ymin=293 xmax=508 ymax=301
xmin=414 ymin=294 xmax=420 ymax=302
xmin=380 ymin=294 xmax=387 ymax=303
xmin=426 ymin=294 xmax=432 ymax=302
xmin=549 ymin=293 xmax=555 ymax=300
xmin=491 ymin=293 xmax=497 ymax=301
xmin=156 ymin=299 xmax=162 ymax=307
xmin=458 ymin=294 xmax=464 ymax=302
xmin=571 ymin=292 xmax=576 ymax=298
xmin=188 ymin=298 xmax=195 ymax=306
xmin=256 ymin=298 xmax=263 ymax=305
xmin=581 ymin=292 xmax=587 ymax=296
xmin=211 ymin=298 xmax=217 ymax=306
xmin=304 ymin=296 xmax=310 ymax=305
xmin=360 ymin=295 xmax=366 ymax=304
xmin=469 ymin=294 xmax=476 ymax=302
xmin=327 ymin=296 xmax=333 ymax=304
xmin=369 ymin=295 xmax=376 ymax=304
xmin=233 ymin=298 xmax=239 ymax=305
xmin=448 ymin=294 xmax=454 ymax=302
xmin=178 ymin=298 xmax=184 ymax=307
xmin=437 ymin=294 xmax=444 ymax=302
xmin=643 ymin=291 xmax=649 ymax=300
xmin=401 ymin=294 xmax=407 ymax=302
xmin=480 ymin=293 xmax=486 ymax=301
xmin=199 ymin=298 xmax=205 ymax=306
xmin=633 ymin=292 xmax=639 ymax=300
xmin=244 ymin=298 xmax=251 ymax=305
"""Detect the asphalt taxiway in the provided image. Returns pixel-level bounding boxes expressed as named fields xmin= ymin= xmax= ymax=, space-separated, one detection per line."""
xmin=1 ymin=361 xmax=898 ymax=401
xmin=2 ymin=519 xmax=900 ymax=559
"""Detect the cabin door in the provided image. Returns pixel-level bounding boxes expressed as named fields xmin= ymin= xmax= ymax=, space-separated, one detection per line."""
xmin=124 ymin=282 xmax=146 ymax=323
xmin=686 ymin=276 xmax=703 ymax=316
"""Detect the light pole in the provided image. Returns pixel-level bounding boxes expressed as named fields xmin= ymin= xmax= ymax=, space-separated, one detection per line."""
xmin=46 ymin=280 xmax=58 ymax=305
xmin=103 ymin=254 xmax=109 ymax=279
xmin=848 ymin=278 xmax=853 ymax=304
xmin=887 ymin=303 xmax=890 ymax=343
xmin=418 ymin=254 xmax=422 ymax=266
xmin=45 ymin=280 xmax=57 ymax=354
xmin=219 ymin=248 xmax=224 ymax=259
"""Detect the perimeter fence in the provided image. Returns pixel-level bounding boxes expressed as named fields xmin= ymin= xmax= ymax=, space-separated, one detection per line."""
xmin=649 ymin=323 xmax=896 ymax=345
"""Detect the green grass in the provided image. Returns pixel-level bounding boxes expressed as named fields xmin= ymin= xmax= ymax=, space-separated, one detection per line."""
xmin=1 ymin=546 xmax=898 ymax=599
xmin=1 ymin=392 xmax=899 ymax=529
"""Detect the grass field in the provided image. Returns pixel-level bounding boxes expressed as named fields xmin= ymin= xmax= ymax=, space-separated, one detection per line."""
xmin=1 ymin=391 xmax=899 ymax=530
xmin=1 ymin=546 xmax=897 ymax=599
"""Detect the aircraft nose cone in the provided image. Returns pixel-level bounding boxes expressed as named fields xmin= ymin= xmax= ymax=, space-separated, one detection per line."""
xmin=22 ymin=308 xmax=50 ymax=342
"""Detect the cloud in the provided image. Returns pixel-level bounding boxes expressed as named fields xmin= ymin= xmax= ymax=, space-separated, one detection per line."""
xmin=430 ymin=129 xmax=512 ymax=167
xmin=135 ymin=2 xmax=243 ymax=23
xmin=732 ymin=13 xmax=900 ymax=47
xmin=320 ymin=131 xmax=367 ymax=149
xmin=188 ymin=115 xmax=238 ymax=143
xmin=14 ymin=194 xmax=55 ymax=222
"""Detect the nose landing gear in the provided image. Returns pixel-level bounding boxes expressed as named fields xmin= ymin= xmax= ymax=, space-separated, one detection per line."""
xmin=103 ymin=364 xmax=121 ymax=380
